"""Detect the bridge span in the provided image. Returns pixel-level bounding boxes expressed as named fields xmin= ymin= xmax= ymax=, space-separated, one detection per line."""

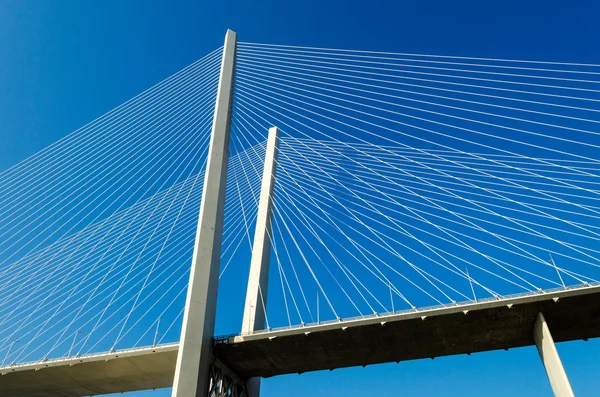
xmin=2 ymin=27 xmax=600 ymax=397
xmin=1 ymin=283 xmax=598 ymax=396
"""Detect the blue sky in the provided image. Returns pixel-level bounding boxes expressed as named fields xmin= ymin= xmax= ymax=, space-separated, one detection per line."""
xmin=1 ymin=0 xmax=600 ymax=396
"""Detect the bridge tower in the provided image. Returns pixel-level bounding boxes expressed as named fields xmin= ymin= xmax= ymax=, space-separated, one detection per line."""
xmin=169 ymin=29 xmax=575 ymax=397
xmin=172 ymin=28 xmax=279 ymax=397
xmin=241 ymin=126 xmax=279 ymax=397
xmin=172 ymin=29 xmax=237 ymax=397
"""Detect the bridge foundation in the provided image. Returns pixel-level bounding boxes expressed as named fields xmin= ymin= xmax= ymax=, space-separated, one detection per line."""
xmin=242 ymin=126 xmax=279 ymax=397
xmin=534 ymin=312 xmax=574 ymax=397
xmin=172 ymin=29 xmax=237 ymax=397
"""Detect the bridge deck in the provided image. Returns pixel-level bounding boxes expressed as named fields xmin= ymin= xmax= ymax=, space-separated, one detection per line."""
xmin=215 ymin=284 xmax=600 ymax=378
xmin=0 ymin=344 xmax=178 ymax=397
xmin=1 ymin=285 xmax=599 ymax=396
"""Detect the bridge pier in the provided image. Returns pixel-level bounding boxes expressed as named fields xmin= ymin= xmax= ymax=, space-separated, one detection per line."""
xmin=534 ymin=312 xmax=575 ymax=397
xmin=242 ymin=126 xmax=280 ymax=397
xmin=172 ymin=29 xmax=237 ymax=397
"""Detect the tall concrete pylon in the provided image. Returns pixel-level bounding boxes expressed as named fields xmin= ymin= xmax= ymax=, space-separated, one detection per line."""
xmin=172 ymin=29 xmax=237 ymax=397
xmin=242 ymin=126 xmax=279 ymax=397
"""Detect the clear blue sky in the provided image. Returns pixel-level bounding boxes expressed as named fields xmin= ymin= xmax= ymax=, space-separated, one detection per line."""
xmin=1 ymin=0 xmax=600 ymax=396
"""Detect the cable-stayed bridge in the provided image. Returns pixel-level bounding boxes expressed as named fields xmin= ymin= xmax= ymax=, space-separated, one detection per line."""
xmin=1 ymin=30 xmax=600 ymax=397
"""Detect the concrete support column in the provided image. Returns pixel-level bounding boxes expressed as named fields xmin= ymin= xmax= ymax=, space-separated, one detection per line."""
xmin=533 ymin=312 xmax=575 ymax=397
xmin=172 ymin=29 xmax=237 ymax=397
xmin=242 ymin=126 xmax=279 ymax=335
xmin=241 ymin=126 xmax=279 ymax=397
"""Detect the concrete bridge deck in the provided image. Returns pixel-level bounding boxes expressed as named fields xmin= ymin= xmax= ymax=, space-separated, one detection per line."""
xmin=216 ymin=283 xmax=600 ymax=378
xmin=1 ymin=284 xmax=599 ymax=396
xmin=0 ymin=344 xmax=178 ymax=397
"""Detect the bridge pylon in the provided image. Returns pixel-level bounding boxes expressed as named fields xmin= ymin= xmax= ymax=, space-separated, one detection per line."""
xmin=242 ymin=126 xmax=280 ymax=397
xmin=172 ymin=29 xmax=237 ymax=397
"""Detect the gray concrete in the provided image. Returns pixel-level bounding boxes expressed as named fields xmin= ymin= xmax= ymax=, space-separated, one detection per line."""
xmin=172 ymin=29 xmax=237 ymax=397
xmin=534 ymin=312 xmax=575 ymax=397
xmin=0 ymin=344 xmax=178 ymax=397
xmin=242 ymin=126 xmax=279 ymax=335
xmin=3 ymin=285 xmax=600 ymax=396
xmin=241 ymin=126 xmax=279 ymax=397
xmin=216 ymin=284 xmax=600 ymax=378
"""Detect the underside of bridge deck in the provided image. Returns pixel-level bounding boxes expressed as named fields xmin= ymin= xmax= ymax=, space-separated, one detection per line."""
xmin=0 ymin=344 xmax=178 ymax=397
xmin=214 ymin=285 xmax=600 ymax=379
xmin=1 ymin=286 xmax=599 ymax=396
